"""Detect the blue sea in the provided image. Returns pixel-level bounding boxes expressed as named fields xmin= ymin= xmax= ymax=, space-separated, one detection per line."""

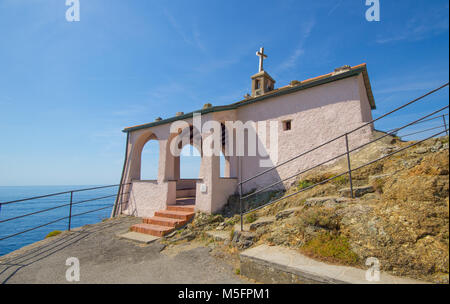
xmin=0 ymin=185 xmax=118 ymax=256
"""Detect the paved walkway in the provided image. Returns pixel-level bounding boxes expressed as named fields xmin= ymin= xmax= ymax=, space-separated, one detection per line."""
xmin=0 ymin=216 xmax=246 ymax=284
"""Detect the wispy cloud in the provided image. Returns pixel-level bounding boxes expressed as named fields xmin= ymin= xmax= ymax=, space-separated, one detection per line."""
xmin=374 ymin=67 xmax=448 ymax=97
xmin=163 ymin=9 xmax=207 ymax=53
xmin=376 ymin=7 xmax=448 ymax=44
xmin=111 ymin=104 xmax=150 ymax=117
xmin=327 ymin=0 xmax=342 ymax=16
xmin=376 ymin=80 xmax=447 ymax=95
xmin=276 ymin=19 xmax=316 ymax=72
xmin=147 ymin=82 xmax=196 ymax=102
xmin=193 ymin=57 xmax=239 ymax=74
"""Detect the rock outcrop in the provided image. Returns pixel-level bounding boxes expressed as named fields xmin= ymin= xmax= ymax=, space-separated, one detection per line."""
xmin=164 ymin=136 xmax=449 ymax=283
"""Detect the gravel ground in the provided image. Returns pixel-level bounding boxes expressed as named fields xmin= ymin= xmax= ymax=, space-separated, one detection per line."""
xmin=0 ymin=216 xmax=248 ymax=284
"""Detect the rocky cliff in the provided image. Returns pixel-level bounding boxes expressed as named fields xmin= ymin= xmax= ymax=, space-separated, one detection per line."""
xmin=165 ymin=135 xmax=449 ymax=283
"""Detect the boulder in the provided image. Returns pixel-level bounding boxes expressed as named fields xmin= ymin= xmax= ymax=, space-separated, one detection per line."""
xmin=249 ymin=216 xmax=275 ymax=231
xmin=232 ymin=231 xmax=256 ymax=250
xmin=275 ymin=207 xmax=302 ymax=220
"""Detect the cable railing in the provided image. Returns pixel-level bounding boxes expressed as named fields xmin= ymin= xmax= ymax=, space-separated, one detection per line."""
xmin=386 ymin=113 xmax=449 ymax=137
xmin=0 ymin=183 xmax=131 ymax=242
xmin=237 ymin=82 xmax=449 ymax=231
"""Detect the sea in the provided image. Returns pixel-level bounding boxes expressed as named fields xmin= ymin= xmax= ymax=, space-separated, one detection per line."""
xmin=0 ymin=185 xmax=118 ymax=256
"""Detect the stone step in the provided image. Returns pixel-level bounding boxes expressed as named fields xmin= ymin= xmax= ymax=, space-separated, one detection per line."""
xmin=275 ymin=207 xmax=303 ymax=220
xmin=233 ymin=216 xmax=276 ymax=233
xmin=304 ymin=196 xmax=350 ymax=207
xmin=176 ymin=189 xmax=196 ymax=198
xmin=154 ymin=210 xmax=195 ymax=221
xmin=118 ymin=231 xmax=160 ymax=244
xmin=143 ymin=216 xmax=186 ymax=228
xmin=167 ymin=204 xmax=195 ymax=213
xmin=130 ymin=223 xmax=174 ymax=237
xmin=338 ymin=185 xmax=375 ymax=198
xmin=175 ymin=197 xmax=196 ymax=205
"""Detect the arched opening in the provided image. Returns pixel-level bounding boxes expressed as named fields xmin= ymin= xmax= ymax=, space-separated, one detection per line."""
xmin=140 ymin=139 xmax=159 ymax=180
xmin=176 ymin=143 xmax=201 ymax=205
xmin=220 ymin=152 xmax=226 ymax=177
xmin=179 ymin=144 xmax=201 ymax=179
xmin=220 ymin=122 xmax=234 ymax=178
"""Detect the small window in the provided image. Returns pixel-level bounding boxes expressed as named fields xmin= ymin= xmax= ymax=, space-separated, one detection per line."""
xmin=255 ymin=79 xmax=260 ymax=89
xmin=282 ymin=120 xmax=292 ymax=131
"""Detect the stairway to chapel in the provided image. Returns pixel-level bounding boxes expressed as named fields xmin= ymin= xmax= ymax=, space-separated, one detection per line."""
xmin=130 ymin=189 xmax=196 ymax=237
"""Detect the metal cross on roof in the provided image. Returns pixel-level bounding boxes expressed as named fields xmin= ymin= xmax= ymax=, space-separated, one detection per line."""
xmin=256 ymin=47 xmax=268 ymax=72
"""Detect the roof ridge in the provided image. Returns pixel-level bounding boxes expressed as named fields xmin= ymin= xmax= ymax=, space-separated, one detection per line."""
xmin=123 ymin=63 xmax=373 ymax=133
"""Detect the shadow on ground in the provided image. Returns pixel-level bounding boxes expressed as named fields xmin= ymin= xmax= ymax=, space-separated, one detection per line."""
xmin=0 ymin=216 xmax=247 ymax=284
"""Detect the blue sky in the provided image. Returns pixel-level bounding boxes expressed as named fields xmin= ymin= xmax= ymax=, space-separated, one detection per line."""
xmin=0 ymin=0 xmax=448 ymax=186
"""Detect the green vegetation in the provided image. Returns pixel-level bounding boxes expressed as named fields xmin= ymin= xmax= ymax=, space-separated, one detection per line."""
xmin=225 ymin=215 xmax=240 ymax=226
xmin=229 ymin=227 xmax=235 ymax=240
xmin=235 ymin=268 xmax=240 ymax=275
xmin=331 ymin=175 xmax=348 ymax=187
xmin=245 ymin=212 xmax=258 ymax=224
xmin=302 ymin=208 xmax=339 ymax=230
xmin=45 ymin=230 xmax=62 ymax=239
xmin=297 ymin=180 xmax=314 ymax=191
xmin=301 ymin=232 xmax=359 ymax=265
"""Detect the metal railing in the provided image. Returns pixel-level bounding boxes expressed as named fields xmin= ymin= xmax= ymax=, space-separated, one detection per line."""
xmin=238 ymin=82 xmax=449 ymax=231
xmin=0 ymin=183 xmax=130 ymax=242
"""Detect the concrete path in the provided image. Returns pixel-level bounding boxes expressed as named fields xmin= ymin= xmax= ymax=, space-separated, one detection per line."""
xmin=240 ymin=245 xmax=426 ymax=284
xmin=0 ymin=216 xmax=247 ymax=284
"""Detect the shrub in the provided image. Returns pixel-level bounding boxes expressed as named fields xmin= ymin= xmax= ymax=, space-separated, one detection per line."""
xmin=225 ymin=215 xmax=240 ymax=226
xmin=245 ymin=212 xmax=258 ymax=224
xmin=301 ymin=232 xmax=359 ymax=265
xmin=45 ymin=230 xmax=62 ymax=239
xmin=297 ymin=180 xmax=314 ymax=191
xmin=302 ymin=208 xmax=340 ymax=230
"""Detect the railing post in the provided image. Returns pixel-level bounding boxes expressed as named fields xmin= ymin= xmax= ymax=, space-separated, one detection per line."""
xmin=345 ymin=133 xmax=355 ymax=199
xmin=239 ymin=183 xmax=243 ymax=232
xmin=443 ymin=115 xmax=448 ymax=136
xmin=239 ymin=155 xmax=244 ymax=232
xmin=68 ymin=191 xmax=73 ymax=231
xmin=118 ymin=184 xmax=124 ymax=215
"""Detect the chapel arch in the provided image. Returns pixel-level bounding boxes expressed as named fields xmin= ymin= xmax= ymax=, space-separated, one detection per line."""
xmin=140 ymin=138 xmax=160 ymax=180
xmin=128 ymin=132 xmax=160 ymax=181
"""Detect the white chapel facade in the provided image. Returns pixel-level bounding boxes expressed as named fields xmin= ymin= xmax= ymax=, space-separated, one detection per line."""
xmin=113 ymin=49 xmax=376 ymax=218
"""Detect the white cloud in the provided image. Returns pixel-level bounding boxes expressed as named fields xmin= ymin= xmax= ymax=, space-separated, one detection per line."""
xmin=163 ymin=9 xmax=207 ymax=53
xmin=327 ymin=0 xmax=343 ymax=16
xmin=376 ymin=80 xmax=447 ymax=95
xmin=376 ymin=10 xmax=448 ymax=44
xmin=276 ymin=19 xmax=316 ymax=72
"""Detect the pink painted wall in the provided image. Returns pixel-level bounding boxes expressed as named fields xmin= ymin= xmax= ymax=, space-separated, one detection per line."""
xmin=122 ymin=180 xmax=176 ymax=218
xmin=116 ymin=73 xmax=374 ymax=216
xmin=236 ymin=75 xmax=373 ymax=192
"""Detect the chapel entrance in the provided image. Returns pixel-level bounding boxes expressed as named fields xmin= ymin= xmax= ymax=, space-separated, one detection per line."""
xmin=176 ymin=143 xmax=202 ymax=207
xmin=172 ymin=124 xmax=203 ymax=209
